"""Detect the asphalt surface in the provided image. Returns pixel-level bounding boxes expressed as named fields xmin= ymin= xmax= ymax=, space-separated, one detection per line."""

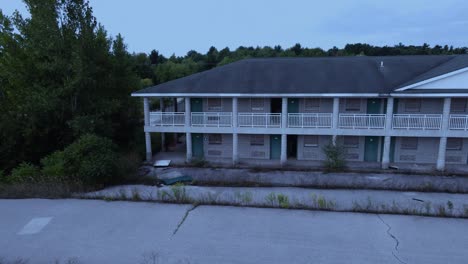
xmin=0 ymin=199 xmax=467 ymax=264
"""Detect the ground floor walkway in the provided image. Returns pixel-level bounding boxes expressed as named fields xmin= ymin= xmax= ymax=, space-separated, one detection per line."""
xmin=153 ymin=149 xmax=468 ymax=175
xmin=1 ymin=199 xmax=467 ymax=264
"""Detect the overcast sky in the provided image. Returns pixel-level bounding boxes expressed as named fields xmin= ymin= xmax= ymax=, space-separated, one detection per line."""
xmin=3 ymin=0 xmax=468 ymax=56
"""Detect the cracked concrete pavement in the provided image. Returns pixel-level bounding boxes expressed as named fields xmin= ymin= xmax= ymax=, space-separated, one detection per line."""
xmin=377 ymin=214 xmax=406 ymax=264
xmin=1 ymin=199 xmax=468 ymax=264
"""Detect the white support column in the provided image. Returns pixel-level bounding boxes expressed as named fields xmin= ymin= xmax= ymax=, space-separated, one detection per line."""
xmin=143 ymin=98 xmax=152 ymax=162
xmin=437 ymin=98 xmax=451 ymax=171
xmin=185 ymin=97 xmax=191 ymax=127
xmin=232 ymin=97 xmax=239 ymax=165
xmin=281 ymin=97 xmax=288 ymax=129
xmin=232 ymin=97 xmax=238 ymax=128
xmin=332 ymin=97 xmax=340 ymax=144
xmin=185 ymin=98 xmax=192 ymax=163
xmin=280 ymin=98 xmax=288 ymax=166
xmin=144 ymin=97 xmax=150 ymax=127
xmin=281 ymin=134 xmax=287 ymax=166
xmin=160 ymin=98 xmax=166 ymax=152
xmin=382 ymin=97 xmax=394 ymax=169
xmin=145 ymin=132 xmax=152 ymax=162
xmin=186 ymin=132 xmax=192 ymax=163
xmin=233 ymin=133 xmax=239 ymax=165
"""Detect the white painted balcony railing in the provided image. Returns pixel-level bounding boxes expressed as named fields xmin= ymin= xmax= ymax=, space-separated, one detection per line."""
xmin=149 ymin=112 xmax=185 ymax=126
xmin=238 ymin=113 xmax=281 ymax=128
xmin=449 ymin=115 xmax=468 ymax=130
xmin=191 ymin=112 xmax=232 ymax=127
xmin=339 ymin=114 xmax=386 ymax=129
xmin=288 ymin=113 xmax=332 ymax=128
xmin=392 ymin=114 xmax=442 ymax=130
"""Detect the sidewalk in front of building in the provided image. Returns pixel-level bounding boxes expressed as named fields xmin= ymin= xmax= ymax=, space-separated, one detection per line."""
xmin=152 ymin=150 xmax=468 ymax=175
xmin=149 ymin=166 xmax=468 ymax=193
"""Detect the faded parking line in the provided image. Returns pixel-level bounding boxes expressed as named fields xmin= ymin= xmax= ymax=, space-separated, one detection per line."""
xmin=17 ymin=217 xmax=53 ymax=235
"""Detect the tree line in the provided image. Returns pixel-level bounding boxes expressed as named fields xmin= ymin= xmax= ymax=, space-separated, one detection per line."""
xmin=136 ymin=43 xmax=467 ymax=87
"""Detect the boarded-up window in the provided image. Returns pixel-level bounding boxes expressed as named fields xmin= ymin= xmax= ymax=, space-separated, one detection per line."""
xmin=207 ymin=98 xmax=222 ymax=111
xmin=250 ymin=135 xmax=264 ymax=146
xmin=345 ymin=99 xmax=361 ymax=111
xmin=208 ymin=134 xmax=222 ymax=145
xmin=250 ymin=98 xmax=264 ymax=111
xmin=404 ymin=99 xmax=421 ymax=112
xmin=451 ymin=99 xmax=467 ymax=112
xmin=447 ymin=138 xmax=463 ymax=150
xmin=401 ymin=137 xmax=418 ymax=150
xmin=343 ymin=137 xmax=359 ymax=148
xmin=304 ymin=135 xmax=319 ymax=147
xmin=304 ymin=99 xmax=320 ymax=111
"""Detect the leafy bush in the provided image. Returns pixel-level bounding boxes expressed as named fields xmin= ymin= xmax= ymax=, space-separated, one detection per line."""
xmin=277 ymin=194 xmax=290 ymax=208
xmin=40 ymin=150 xmax=66 ymax=180
xmin=62 ymin=134 xmax=118 ymax=185
xmin=9 ymin=162 xmax=41 ymax=183
xmin=116 ymin=151 xmax=142 ymax=181
xmin=0 ymin=170 xmax=5 ymax=183
xmin=322 ymin=141 xmax=346 ymax=172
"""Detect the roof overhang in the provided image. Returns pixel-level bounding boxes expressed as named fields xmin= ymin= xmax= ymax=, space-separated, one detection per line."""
xmin=131 ymin=93 xmax=384 ymax=98
xmin=395 ymin=67 xmax=468 ymax=91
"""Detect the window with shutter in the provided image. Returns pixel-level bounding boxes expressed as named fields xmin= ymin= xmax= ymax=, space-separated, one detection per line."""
xmin=208 ymin=134 xmax=222 ymax=145
xmin=304 ymin=136 xmax=319 ymax=147
xmin=451 ymin=99 xmax=467 ymax=112
xmin=207 ymin=98 xmax=222 ymax=111
xmin=250 ymin=135 xmax=264 ymax=146
xmin=447 ymin=138 xmax=462 ymax=150
xmin=304 ymin=99 xmax=320 ymax=111
xmin=401 ymin=137 xmax=418 ymax=150
xmin=345 ymin=99 xmax=361 ymax=111
xmin=343 ymin=137 xmax=359 ymax=148
xmin=404 ymin=99 xmax=421 ymax=112
xmin=250 ymin=98 xmax=264 ymax=111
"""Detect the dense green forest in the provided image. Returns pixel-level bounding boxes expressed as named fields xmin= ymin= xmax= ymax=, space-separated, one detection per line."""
xmin=0 ymin=0 xmax=467 ymax=191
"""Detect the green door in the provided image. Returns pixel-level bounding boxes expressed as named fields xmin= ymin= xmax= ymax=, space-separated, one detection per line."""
xmin=288 ymin=98 xmax=299 ymax=113
xmin=364 ymin=136 xmax=379 ymax=162
xmin=192 ymin=133 xmax=204 ymax=158
xmin=191 ymin=98 xmax=203 ymax=112
xmin=270 ymin=135 xmax=281 ymax=160
xmin=367 ymin=99 xmax=381 ymax=114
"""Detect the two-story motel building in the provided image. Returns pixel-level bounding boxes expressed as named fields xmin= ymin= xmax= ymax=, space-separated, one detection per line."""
xmin=132 ymin=55 xmax=468 ymax=171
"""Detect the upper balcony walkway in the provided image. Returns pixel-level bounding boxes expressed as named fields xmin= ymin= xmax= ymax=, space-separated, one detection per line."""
xmin=149 ymin=111 xmax=468 ymax=132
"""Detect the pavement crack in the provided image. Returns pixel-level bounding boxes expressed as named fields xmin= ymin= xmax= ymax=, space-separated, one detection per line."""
xmin=173 ymin=204 xmax=198 ymax=236
xmin=377 ymin=214 xmax=408 ymax=264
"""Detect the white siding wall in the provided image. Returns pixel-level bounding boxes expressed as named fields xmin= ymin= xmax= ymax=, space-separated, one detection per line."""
xmin=394 ymin=137 xmax=439 ymax=164
xmin=203 ymin=134 xmax=233 ymax=158
xmin=238 ymin=134 xmax=271 ymax=159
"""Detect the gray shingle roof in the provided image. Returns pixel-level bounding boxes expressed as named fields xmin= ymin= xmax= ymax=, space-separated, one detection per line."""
xmin=133 ymin=55 xmax=468 ymax=96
